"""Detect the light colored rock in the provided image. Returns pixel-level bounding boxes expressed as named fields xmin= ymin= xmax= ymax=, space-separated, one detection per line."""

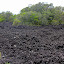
xmin=14 ymin=45 xmax=16 ymax=47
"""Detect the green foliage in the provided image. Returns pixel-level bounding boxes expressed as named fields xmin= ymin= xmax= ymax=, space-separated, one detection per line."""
xmin=13 ymin=19 xmax=21 ymax=26
xmin=51 ymin=20 xmax=59 ymax=25
xmin=0 ymin=18 xmax=5 ymax=22
xmin=41 ymin=17 xmax=49 ymax=25
xmin=5 ymin=11 xmax=14 ymax=22
xmin=17 ymin=2 xmax=64 ymax=26
xmin=5 ymin=62 xmax=10 ymax=64
xmin=17 ymin=11 xmax=42 ymax=25
xmin=0 ymin=11 xmax=14 ymax=22
xmin=0 ymin=13 xmax=5 ymax=22
xmin=0 ymin=2 xmax=64 ymax=26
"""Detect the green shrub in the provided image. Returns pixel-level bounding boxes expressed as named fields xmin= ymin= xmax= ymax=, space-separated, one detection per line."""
xmin=51 ymin=20 xmax=59 ymax=25
xmin=17 ymin=11 xmax=42 ymax=25
xmin=5 ymin=62 xmax=10 ymax=64
xmin=0 ymin=18 xmax=5 ymax=22
xmin=12 ymin=19 xmax=21 ymax=26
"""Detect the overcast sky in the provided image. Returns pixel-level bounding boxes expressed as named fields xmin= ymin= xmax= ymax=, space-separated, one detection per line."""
xmin=0 ymin=0 xmax=64 ymax=14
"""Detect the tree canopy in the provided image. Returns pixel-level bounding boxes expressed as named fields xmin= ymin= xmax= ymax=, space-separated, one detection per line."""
xmin=0 ymin=2 xmax=64 ymax=26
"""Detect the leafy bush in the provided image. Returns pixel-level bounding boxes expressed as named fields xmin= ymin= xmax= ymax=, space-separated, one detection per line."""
xmin=5 ymin=62 xmax=10 ymax=64
xmin=12 ymin=19 xmax=21 ymax=26
xmin=51 ymin=20 xmax=59 ymax=25
xmin=0 ymin=18 xmax=5 ymax=22
xmin=17 ymin=11 xmax=42 ymax=25
xmin=0 ymin=2 xmax=64 ymax=26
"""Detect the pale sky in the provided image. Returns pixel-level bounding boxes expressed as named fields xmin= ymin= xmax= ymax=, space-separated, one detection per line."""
xmin=0 ymin=0 xmax=64 ymax=14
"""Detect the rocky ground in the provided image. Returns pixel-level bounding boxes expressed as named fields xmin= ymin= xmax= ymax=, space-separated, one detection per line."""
xmin=0 ymin=22 xmax=64 ymax=64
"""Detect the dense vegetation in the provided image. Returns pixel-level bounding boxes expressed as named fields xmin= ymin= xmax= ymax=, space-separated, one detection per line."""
xmin=0 ymin=2 xmax=64 ymax=26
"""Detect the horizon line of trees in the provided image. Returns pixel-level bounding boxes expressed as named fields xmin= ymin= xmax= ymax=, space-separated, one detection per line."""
xmin=0 ymin=2 xmax=64 ymax=26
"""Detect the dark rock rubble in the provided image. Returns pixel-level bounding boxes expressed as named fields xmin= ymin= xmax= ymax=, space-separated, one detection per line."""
xmin=0 ymin=22 xmax=64 ymax=64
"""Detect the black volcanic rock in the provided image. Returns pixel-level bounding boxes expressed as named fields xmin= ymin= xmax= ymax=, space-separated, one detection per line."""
xmin=0 ymin=23 xmax=64 ymax=64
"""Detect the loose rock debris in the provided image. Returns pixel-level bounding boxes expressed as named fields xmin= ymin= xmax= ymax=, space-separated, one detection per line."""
xmin=0 ymin=22 xmax=64 ymax=64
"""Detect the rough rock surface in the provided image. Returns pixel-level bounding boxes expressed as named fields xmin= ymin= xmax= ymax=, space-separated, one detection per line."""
xmin=0 ymin=22 xmax=64 ymax=64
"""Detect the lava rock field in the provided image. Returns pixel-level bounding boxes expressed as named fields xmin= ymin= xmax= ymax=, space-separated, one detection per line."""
xmin=0 ymin=22 xmax=64 ymax=64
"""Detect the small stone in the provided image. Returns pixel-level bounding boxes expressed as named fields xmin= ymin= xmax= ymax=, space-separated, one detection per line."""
xmin=2 ymin=55 xmax=5 ymax=58
xmin=14 ymin=45 xmax=16 ymax=47
xmin=14 ymin=37 xmax=16 ymax=38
